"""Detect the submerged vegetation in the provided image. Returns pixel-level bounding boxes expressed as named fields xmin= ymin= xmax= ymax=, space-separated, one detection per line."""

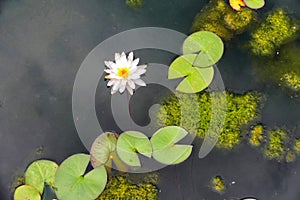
xmin=97 ymin=173 xmax=159 ymax=200
xmin=157 ymin=91 xmax=264 ymax=149
xmin=211 ymin=176 xmax=226 ymax=193
xmin=126 ymin=0 xmax=143 ymax=9
xmin=249 ymin=124 xmax=265 ymax=147
xmin=264 ymin=128 xmax=288 ymax=161
xmin=191 ymin=0 xmax=256 ymax=40
xmin=248 ymin=9 xmax=299 ymax=57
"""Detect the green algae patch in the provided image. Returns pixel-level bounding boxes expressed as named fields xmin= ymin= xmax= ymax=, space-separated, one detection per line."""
xmin=157 ymin=91 xmax=264 ymax=149
xmin=253 ymin=44 xmax=300 ymax=93
xmin=264 ymin=128 xmax=288 ymax=161
xmin=97 ymin=173 xmax=159 ymax=200
xmin=191 ymin=0 xmax=256 ymax=40
xmin=249 ymin=124 xmax=265 ymax=147
xmin=285 ymin=151 xmax=296 ymax=163
xmin=248 ymin=9 xmax=299 ymax=57
xmin=294 ymin=139 xmax=300 ymax=154
xmin=126 ymin=0 xmax=142 ymax=9
xmin=211 ymin=175 xmax=226 ymax=193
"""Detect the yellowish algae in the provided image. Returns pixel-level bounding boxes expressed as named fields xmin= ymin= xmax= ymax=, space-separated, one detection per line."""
xmin=157 ymin=91 xmax=263 ymax=149
xmin=126 ymin=0 xmax=143 ymax=9
xmin=249 ymin=125 xmax=265 ymax=146
xmin=264 ymin=128 xmax=288 ymax=161
xmin=191 ymin=0 xmax=256 ymax=40
xmin=285 ymin=151 xmax=296 ymax=163
xmin=293 ymin=139 xmax=300 ymax=154
xmin=97 ymin=173 xmax=159 ymax=200
xmin=248 ymin=9 xmax=299 ymax=57
xmin=211 ymin=176 xmax=226 ymax=193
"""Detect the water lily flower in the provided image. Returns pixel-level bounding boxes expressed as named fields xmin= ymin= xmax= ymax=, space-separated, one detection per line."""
xmin=229 ymin=0 xmax=246 ymax=11
xmin=104 ymin=52 xmax=147 ymax=95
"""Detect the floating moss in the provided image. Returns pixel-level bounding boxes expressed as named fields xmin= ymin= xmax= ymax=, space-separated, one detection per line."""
xmin=191 ymin=0 xmax=256 ymax=40
xmin=293 ymin=139 xmax=300 ymax=154
xmin=97 ymin=173 xmax=159 ymax=200
xmin=249 ymin=124 xmax=265 ymax=146
xmin=248 ymin=9 xmax=299 ymax=57
xmin=126 ymin=0 xmax=143 ymax=9
xmin=285 ymin=151 xmax=296 ymax=163
xmin=157 ymin=91 xmax=263 ymax=149
xmin=264 ymin=128 xmax=288 ymax=161
xmin=253 ymin=44 xmax=300 ymax=92
xmin=211 ymin=176 xmax=226 ymax=193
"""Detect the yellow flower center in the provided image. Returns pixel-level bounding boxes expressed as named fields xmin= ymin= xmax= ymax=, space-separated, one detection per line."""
xmin=117 ymin=67 xmax=130 ymax=78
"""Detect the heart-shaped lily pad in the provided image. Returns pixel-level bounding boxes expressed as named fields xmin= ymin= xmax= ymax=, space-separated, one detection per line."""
xmin=150 ymin=126 xmax=193 ymax=165
xmin=14 ymin=185 xmax=41 ymax=200
xmin=169 ymin=54 xmax=214 ymax=93
xmin=54 ymin=153 xmax=107 ymax=200
xmin=116 ymin=131 xmax=152 ymax=167
xmin=183 ymin=31 xmax=224 ymax=67
xmin=244 ymin=0 xmax=265 ymax=9
xmin=25 ymin=160 xmax=58 ymax=194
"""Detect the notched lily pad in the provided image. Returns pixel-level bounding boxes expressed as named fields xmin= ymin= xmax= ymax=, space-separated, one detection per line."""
xmin=168 ymin=54 xmax=195 ymax=79
xmin=150 ymin=126 xmax=193 ymax=165
xmin=116 ymin=131 xmax=152 ymax=167
xmin=183 ymin=31 xmax=224 ymax=67
xmin=25 ymin=160 xmax=58 ymax=194
xmin=54 ymin=153 xmax=107 ymax=200
xmin=14 ymin=185 xmax=41 ymax=200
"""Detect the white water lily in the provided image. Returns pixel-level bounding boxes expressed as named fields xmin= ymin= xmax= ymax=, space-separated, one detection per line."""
xmin=104 ymin=52 xmax=147 ymax=95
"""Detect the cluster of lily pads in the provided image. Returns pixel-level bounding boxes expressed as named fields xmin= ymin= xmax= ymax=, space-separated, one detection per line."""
xmin=14 ymin=126 xmax=193 ymax=200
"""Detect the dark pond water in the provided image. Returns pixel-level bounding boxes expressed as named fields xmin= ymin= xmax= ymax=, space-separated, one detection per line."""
xmin=1 ymin=0 xmax=300 ymax=199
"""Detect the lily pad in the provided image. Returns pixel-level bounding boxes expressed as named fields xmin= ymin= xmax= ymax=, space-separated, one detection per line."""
xmin=168 ymin=54 xmax=195 ymax=79
xmin=54 ymin=153 xmax=107 ymax=200
xmin=176 ymin=66 xmax=214 ymax=93
xmin=116 ymin=131 xmax=152 ymax=167
xmin=244 ymin=0 xmax=265 ymax=9
xmin=25 ymin=160 xmax=58 ymax=194
xmin=14 ymin=185 xmax=41 ymax=200
xmin=90 ymin=132 xmax=117 ymax=168
xmin=183 ymin=31 xmax=224 ymax=67
xmin=150 ymin=126 xmax=193 ymax=165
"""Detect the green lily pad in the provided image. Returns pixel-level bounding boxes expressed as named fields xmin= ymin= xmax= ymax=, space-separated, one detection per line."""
xmin=25 ymin=160 xmax=58 ymax=194
xmin=90 ymin=132 xmax=117 ymax=168
xmin=244 ymin=0 xmax=265 ymax=9
xmin=14 ymin=185 xmax=41 ymax=200
xmin=116 ymin=131 xmax=152 ymax=167
xmin=168 ymin=54 xmax=195 ymax=79
xmin=176 ymin=66 xmax=214 ymax=93
xmin=183 ymin=31 xmax=224 ymax=67
xmin=150 ymin=126 xmax=193 ymax=165
xmin=54 ymin=153 xmax=107 ymax=200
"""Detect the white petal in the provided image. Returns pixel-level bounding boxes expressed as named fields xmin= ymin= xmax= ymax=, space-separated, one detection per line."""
xmin=132 ymin=58 xmax=140 ymax=66
xmin=126 ymin=85 xmax=134 ymax=95
xmin=104 ymin=69 xmax=112 ymax=73
xmin=134 ymin=79 xmax=146 ymax=86
xmin=112 ymin=81 xmax=121 ymax=91
xmin=128 ymin=52 xmax=134 ymax=62
xmin=135 ymin=68 xmax=146 ymax=76
xmin=107 ymin=80 xmax=116 ymax=87
xmin=127 ymin=79 xmax=135 ymax=89
xmin=119 ymin=80 xmax=127 ymax=93
xmin=129 ymin=73 xmax=140 ymax=79
xmin=111 ymin=88 xmax=118 ymax=94
xmin=104 ymin=61 xmax=114 ymax=69
xmin=115 ymin=53 xmax=121 ymax=61
xmin=138 ymin=64 xmax=147 ymax=69
xmin=117 ymin=52 xmax=127 ymax=66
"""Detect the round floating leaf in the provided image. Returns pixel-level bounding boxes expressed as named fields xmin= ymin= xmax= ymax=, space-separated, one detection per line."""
xmin=176 ymin=66 xmax=214 ymax=93
xmin=168 ymin=54 xmax=195 ymax=79
xmin=90 ymin=132 xmax=117 ymax=168
xmin=54 ymin=153 xmax=107 ymax=200
xmin=183 ymin=31 xmax=224 ymax=67
xmin=14 ymin=185 xmax=41 ymax=200
xmin=150 ymin=126 xmax=193 ymax=165
xmin=25 ymin=160 xmax=58 ymax=194
xmin=244 ymin=0 xmax=265 ymax=9
xmin=116 ymin=131 xmax=152 ymax=167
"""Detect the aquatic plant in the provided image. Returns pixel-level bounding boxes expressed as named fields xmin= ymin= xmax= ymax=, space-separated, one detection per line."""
xmin=293 ymin=139 xmax=300 ymax=154
xmin=285 ymin=151 xmax=296 ymax=163
xmin=253 ymin=44 xmax=300 ymax=92
xmin=126 ymin=0 xmax=143 ymax=9
xmin=264 ymin=128 xmax=288 ymax=161
xmin=249 ymin=124 xmax=265 ymax=146
xmin=211 ymin=175 xmax=226 ymax=193
xmin=243 ymin=0 xmax=265 ymax=9
xmin=169 ymin=31 xmax=223 ymax=93
xmin=229 ymin=0 xmax=245 ymax=11
xmin=191 ymin=0 xmax=256 ymax=40
xmin=97 ymin=173 xmax=158 ymax=200
xmin=248 ymin=9 xmax=299 ymax=57
xmin=157 ymin=91 xmax=263 ymax=149
xmin=14 ymin=185 xmax=41 ymax=200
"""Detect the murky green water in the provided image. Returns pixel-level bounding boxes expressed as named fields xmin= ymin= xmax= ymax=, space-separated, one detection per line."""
xmin=1 ymin=0 xmax=300 ymax=199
